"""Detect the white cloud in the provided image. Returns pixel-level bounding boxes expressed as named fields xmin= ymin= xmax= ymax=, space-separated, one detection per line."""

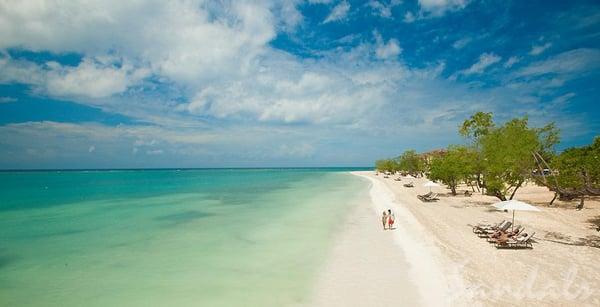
xmin=460 ymin=53 xmax=501 ymax=75
xmin=367 ymin=1 xmax=391 ymax=18
xmin=323 ymin=1 xmax=350 ymax=23
xmin=45 ymin=58 xmax=149 ymax=99
xmin=516 ymin=48 xmax=600 ymax=77
xmin=374 ymin=32 xmax=402 ymax=59
xmin=0 ymin=1 xmax=276 ymax=87
xmin=367 ymin=0 xmax=402 ymax=18
xmin=452 ymin=37 xmax=472 ymax=49
xmin=273 ymin=0 xmax=304 ymax=32
xmin=504 ymin=56 xmax=520 ymax=68
xmin=403 ymin=11 xmax=416 ymax=23
xmin=0 ymin=55 xmax=148 ymax=99
xmin=418 ymin=0 xmax=469 ymax=16
xmin=551 ymin=92 xmax=576 ymax=107
xmin=529 ymin=42 xmax=552 ymax=56
xmin=0 ymin=1 xmax=596 ymax=168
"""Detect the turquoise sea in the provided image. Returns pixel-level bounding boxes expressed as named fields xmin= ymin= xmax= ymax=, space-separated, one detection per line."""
xmin=0 ymin=168 xmax=371 ymax=306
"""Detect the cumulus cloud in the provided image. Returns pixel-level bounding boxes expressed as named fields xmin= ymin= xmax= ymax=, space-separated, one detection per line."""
xmin=45 ymin=58 xmax=149 ymax=98
xmin=0 ymin=1 xmax=276 ymax=87
xmin=0 ymin=55 xmax=148 ymax=99
xmin=529 ymin=42 xmax=552 ymax=56
xmin=323 ymin=1 xmax=350 ymax=23
xmin=374 ymin=32 xmax=402 ymax=59
xmin=0 ymin=1 xmax=596 ymax=168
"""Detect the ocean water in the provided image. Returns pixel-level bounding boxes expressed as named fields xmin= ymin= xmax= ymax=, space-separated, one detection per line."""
xmin=0 ymin=169 xmax=370 ymax=306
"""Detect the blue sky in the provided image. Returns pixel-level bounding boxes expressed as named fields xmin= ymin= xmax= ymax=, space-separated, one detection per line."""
xmin=0 ymin=0 xmax=599 ymax=169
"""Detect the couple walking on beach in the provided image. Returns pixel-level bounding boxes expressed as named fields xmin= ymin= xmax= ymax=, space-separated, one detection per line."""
xmin=381 ymin=209 xmax=395 ymax=230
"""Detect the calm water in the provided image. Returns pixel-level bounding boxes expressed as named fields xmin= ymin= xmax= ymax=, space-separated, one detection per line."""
xmin=0 ymin=169 xmax=371 ymax=306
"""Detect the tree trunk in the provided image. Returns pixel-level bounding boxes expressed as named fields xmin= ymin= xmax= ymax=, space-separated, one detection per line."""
xmin=549 ymin=192 xmax=558 ymax=206
xmin=494 ymin=190 xmax=506 ymax=201
xmin=576 ymin=195 xmax=584 ymax=210
xmin=480 ymin=178 xmax=486 ymax=195
xmin=451 ymin=186 xmax=457 ymax=196
xmin=509 ymin=179 xmax=524 ymax=200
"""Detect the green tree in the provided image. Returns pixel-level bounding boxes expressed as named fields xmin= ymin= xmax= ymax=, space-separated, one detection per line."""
xmin=459 ymin=111 xmax=494 ymax=140
xmin=549 ymin=137 xmax=600 ymax=208
xmin=481 ymin=117 xmax=542 ymax=200
xmin=375 ymin=159 xmax=397 ymax=173
xmin=429 ymin=146 xmax=475 ymax=195
xmin=398 ymin=150 xmax=425 ymax=176
xmin=459 ymin=111 xmax=495 ymax=193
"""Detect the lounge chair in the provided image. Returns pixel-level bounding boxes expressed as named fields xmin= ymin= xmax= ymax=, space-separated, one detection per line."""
xmin=477 ymin=221 xmax=512 ymax=238
xmin=486 ymin=226 xmax=523 ymax=243
xmin=417 ymin=191 xmax=433 ymax=199
xmin=403 ymin=182 xmax=414 ymax=188
xmin=464 ymin=190 xmax=472 ymax=197
xmin=495 ymin=232 xmax=536 ymax=249
xmin=419 ymin=193 xmax=439 ymax=202
xmin=394 ymin=177 xmax=402 ymax=181
xmin=472 ymin=220 xmax=507 ymax=233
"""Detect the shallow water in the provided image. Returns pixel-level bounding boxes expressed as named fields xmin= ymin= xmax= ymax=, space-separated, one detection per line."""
xmin=0 ymin=169 xmax=370 ymax=306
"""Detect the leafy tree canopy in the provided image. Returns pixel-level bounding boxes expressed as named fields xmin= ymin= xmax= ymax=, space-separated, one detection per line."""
xmin=429 ymin=145 xmax=475 ymax=195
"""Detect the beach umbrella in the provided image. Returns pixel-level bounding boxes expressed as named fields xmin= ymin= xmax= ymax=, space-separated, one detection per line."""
xmin=405 ymin=174 xmax=415 ymax=179
xmin=423 ymin=180 xmax=440 ymax=192
xmin=493 ymin=200 xmax=541 ymax=231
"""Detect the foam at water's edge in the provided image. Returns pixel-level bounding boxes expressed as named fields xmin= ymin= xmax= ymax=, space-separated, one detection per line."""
xmin=351 ymin=172 xmax=464 ymax=307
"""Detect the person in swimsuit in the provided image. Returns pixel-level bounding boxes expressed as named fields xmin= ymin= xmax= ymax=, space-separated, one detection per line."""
xmin=381 ymin=211 xmax=388 ymax=230
xmin=387 ymin=209 xmax=395 ymax=230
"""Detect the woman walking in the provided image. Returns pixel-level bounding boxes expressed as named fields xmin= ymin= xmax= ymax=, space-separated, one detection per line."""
xmin=387 ymin=209 xmax=395 ymax=230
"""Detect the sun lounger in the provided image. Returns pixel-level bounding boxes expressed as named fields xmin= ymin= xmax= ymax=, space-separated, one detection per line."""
xmin=464 ymin=190 xmax=472 ymax=197
xmin=417 ymin=191 xmax=433 ymax=199
xmin=403 ymin=182 xmax=414 ymax=188
xmin=472 ymin=220 xmax=507 ymax=233
xmin=418 ymin=192 xmax=439 ymax=202
xmin=495 ymin=232 xmax=536 ymax=249
xmin=477 ymin=221 xmax=511 ymax=237
xmin=477 ymin=221 xmax=512 ymax=238
xmin=486 ymin=226 xmax=523 ymax=243
xmin=394 ymin=177 xmax=402 ymax=181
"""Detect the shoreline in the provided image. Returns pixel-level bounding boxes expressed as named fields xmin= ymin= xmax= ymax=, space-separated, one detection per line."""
xmin=311 ymin=170 xmax=600 ymax=306
xmin=309 ymin=172 xmax=423 ymax=306
xmin=309 ymin=171 xmax=462 ymax=306
xmin=352 ymin=171 xmax=464 ymax=306
xmin=362 ymin=171 xmax=600 ymax=305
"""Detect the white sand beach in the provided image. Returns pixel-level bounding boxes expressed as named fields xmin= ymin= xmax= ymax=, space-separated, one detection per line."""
xmin=311 ymin=171 xmax=600 ymax=306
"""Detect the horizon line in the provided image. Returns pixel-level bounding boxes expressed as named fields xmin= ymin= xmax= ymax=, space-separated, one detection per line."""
xmin=0 ymin=166 xmax=374 ymax=172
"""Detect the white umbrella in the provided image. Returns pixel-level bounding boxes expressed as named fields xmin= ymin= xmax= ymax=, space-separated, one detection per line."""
xmin=423 ymin=180 xmax=440 ymax=192
xmin=493 ymin=200 xmax=541 ymax=231
xmin=405 ymin=174 xmax=415 ymax=179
